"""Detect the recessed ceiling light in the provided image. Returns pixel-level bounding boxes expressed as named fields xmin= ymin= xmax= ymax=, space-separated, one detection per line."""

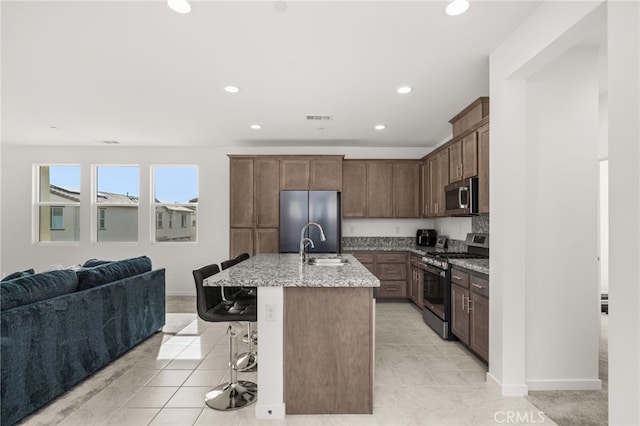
xmin=250 ymin=124 xmax=262 ymax=130
xmin=446 ymin=0 xmax=469 ymax=16
xmin=49 ymin=126 xmax=59 ymax=130
xmin=167 ymin=0 xmax=191 ymax=14
xmin=374 ymin=124 xmax=386 ymax=131
xmin=224 ymin=86 xmax=240 ymax=94
xmin=102 ymin=140 xmax=120 ymax=145
xmin=397 ymin=86 xmax=412 ymax=94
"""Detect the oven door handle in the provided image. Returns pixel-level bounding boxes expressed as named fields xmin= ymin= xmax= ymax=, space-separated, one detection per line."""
xmin=424 ymin=265 xmax=446 ymax=277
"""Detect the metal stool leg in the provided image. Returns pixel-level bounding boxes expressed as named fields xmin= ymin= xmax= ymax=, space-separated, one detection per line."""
xmin=238 ymin=322 xmax=257 ymax=372
xmin=204 ymin=324 xmax=257 ymax=410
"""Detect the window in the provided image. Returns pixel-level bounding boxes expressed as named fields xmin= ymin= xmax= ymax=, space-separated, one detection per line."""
xmin=36 ymin=165 xmax=81 ymax=242
xmin=153 ymin=166 xmax=198 ymax=242
xmin=156 ymin=212 xmax=163 ymax=229
xmin=95 ymin=166 xmax=139 ymax=242
xmin=50 ymin=207 xmax=64 ymax=230
xmin=98 ymin=208 xmax=106 ymax=230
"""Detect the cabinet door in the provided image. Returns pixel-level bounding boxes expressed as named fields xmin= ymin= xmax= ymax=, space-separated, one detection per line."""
xmin=421 ymin=162 xmax=429 ymax=217
xmin=477 ymin=123 xmax=490 ymax=213
xmin=375 ymin=262 xmax=407 ymax=281
xmin=449 ymin=140 xmax=462 ymax=183
xmin=367 ymin=162 xmax=393 ymax=218
xmin=230 ymin=158 xmax=254 ymax=228
xmin=462 ymin=132 xmax=478 ymax=179
xmin=310 ymin=158 xmax=342 ymax=190
xmin=393 ymin=162 xmax=420 ymax=218
xmin=437 ymin=150 xmax=450 ymax=216
xmin=255 ymin=228 xmax=279 ymax=254
xmin=342 ymin=161 xmax=368 ymax=217
xmin=280 ymin=159 xmax=310 ymax=190
xmin=470 ymin=292 xmax=489 ymax=362
xmin=230 ymin=228 xmax=254 ymax=257
xmin=409 ymin=267 xmax=419 ymax=304
xmin=451 ymin=284 xmax=470 ymax=345
xmin=255 ymin=158 xmax=280 ymax=228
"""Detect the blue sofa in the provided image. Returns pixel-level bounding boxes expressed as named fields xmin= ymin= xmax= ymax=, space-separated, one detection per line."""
xmin=0 ymin=256 xmax=166 ymax=426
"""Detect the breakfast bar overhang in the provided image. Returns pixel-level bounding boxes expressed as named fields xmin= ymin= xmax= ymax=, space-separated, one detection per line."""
xmin=204 ymin=253 xmax=380 ymax=419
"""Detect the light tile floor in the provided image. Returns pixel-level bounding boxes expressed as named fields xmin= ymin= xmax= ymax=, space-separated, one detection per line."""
xmin=20 ymin=301 xmax=556 ymax=426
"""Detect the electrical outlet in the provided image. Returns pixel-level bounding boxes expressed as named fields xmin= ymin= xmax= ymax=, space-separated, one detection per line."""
xmin=265 ymin=304 xmax=276 ymax=321
xmin=395 ymin=226 xmax=400 ymax=234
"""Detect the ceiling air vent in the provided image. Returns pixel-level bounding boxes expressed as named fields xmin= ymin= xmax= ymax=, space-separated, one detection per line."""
xmin=306 ymin=114 xmax=333 ymax=121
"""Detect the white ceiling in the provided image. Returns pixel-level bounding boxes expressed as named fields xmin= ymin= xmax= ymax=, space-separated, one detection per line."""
xmin=1 ymin=1 xmax=541 ymax=148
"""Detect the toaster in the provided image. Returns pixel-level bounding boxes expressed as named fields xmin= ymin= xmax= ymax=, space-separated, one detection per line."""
xmin=416 ymin=229 xmax=437 ymax=246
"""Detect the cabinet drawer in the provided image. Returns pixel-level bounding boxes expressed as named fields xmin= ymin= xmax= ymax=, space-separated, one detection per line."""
xmin=450 ymin=269 xmax=470 ymax=288
xmin=353 ymin=252 xmax=375 ymax=264
xmin=377 ymin=281 xmax=407 ymax=298
xmin=375 ymin=263 xmax=407 ymax=280
xmin=470 ymin=275 xmax=489 ymax=297
xmin=410 ymin=255 xmax=423 ymax=267
xmin=361 ymin=263 xmax=375 ymax=274
xmin=375 ymin=252 xmax=407 ymax=264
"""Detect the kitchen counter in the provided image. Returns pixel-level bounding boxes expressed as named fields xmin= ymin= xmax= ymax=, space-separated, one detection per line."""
xmin=203 ymin=253 xmax=379 ymax=288
xmin=449 ymin=258 xmax=490 ymax=275
xmin=203 ymin=253 xmax=377 ymax=418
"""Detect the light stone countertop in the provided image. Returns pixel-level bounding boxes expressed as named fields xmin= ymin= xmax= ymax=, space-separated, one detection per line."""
xmin=449 ymin=259 xmax=490 ymax=275
xmin=203 ymin=253 xmax=380 ymax=288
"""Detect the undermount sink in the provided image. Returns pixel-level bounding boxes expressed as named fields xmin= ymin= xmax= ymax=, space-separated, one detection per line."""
xmin=308 ymin=257 xmax=350 ymax=266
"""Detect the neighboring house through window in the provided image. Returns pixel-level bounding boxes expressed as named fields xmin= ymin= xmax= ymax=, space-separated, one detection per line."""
xmin=36 ymin=165 xmax=81 ymax=242
xmin=153 ymin=166 xmax=198 ymax=242
xmin=95 ymin=165 xmax=140 ymax=242
xmin=156 ymin=212 xmax=163 ymax=229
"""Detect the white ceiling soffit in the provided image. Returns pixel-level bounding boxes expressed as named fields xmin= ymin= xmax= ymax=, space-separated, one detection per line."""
xmin=1 ymin=1 xmax=541 ymax=148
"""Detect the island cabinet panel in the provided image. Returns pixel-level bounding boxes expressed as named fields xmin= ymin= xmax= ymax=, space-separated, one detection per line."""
xmin=280 ymin=159 xmax=310 ymax=190
xmin=310 ymin=158 xmax=342 ymax=190
xmin=477 ymin=123 xmax=490 ymax=213
xmin=229 ymin=158 xmax=254 ymax=228
xmin=254 ymin=158 xmax=280 ymax=228
xmin=392 ymin=161 xmax=421 ymax=218
xmin=342 ymin=161 xmax=368 ymax=217
xmin=367 ymin=162 xmax=393 ymax=218
xmin=284 ymin=287 xmax=374 ymax=414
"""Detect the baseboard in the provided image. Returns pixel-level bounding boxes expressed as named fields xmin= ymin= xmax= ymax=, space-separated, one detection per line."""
xmin=165 ymin=292 xmax=196 ymax=297
xmin=487 ymin=372 xmax=529 ymax=396
xmin=527 ymin=378 xmax=602 ymax=391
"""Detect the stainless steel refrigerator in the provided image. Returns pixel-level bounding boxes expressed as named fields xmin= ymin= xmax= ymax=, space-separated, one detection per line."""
xmin=279 ymin=191 xmax=341 ymax=253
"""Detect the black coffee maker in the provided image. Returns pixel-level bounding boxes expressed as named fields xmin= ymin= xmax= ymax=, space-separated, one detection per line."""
xmin=416 ymin=229 xmax=437 ymax=246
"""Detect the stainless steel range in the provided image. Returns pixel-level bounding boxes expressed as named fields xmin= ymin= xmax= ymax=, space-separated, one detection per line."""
xmin=421 ymin=233 xmax=489 ymax=340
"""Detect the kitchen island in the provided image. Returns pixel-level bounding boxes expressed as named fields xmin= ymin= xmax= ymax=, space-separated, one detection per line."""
xmin=203 ymin=253 xmax=380 ymax=419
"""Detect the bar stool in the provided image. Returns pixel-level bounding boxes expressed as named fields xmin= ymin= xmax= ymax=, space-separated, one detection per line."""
xmin=234 ymin=253 xmax=258 ymax=347
xmin=192 ymin=264 xmax=257 ymax=410
xmin=221 ymin=258 xmax=257 ymax=372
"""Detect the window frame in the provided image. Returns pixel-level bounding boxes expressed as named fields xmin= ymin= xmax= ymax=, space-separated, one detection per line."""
xmin=152 ymin=165 xmax=198 ymax=244
xmin=33 ymin=164 xmax=81 ymax=245
xmin=92 ymin=164 xmax=140 ymax=244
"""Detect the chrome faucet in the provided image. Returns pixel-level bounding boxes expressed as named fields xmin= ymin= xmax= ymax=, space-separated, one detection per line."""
xmin=299 ymin=222 xmax=327 ymax=263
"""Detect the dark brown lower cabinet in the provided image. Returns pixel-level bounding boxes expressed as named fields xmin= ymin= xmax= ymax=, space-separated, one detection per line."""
xmin=450 ymin=267 xmax=489 ymax=363
xmin=284 ymin=287 xmax=374 ymax=414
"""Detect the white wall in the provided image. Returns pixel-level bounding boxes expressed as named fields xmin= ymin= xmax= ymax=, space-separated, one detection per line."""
xmin=489 ymin=0 xmax=603 ymax=396
xmin=524 ymin=46 xmax=599 ymax=390
xmin=0 ymin=144 xmax=428 ymax=295
xmin=607 ymin=1 xmax=640 ymax=424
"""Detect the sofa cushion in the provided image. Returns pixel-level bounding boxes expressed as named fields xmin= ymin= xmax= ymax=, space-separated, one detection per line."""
xmin=77 ymin=256 xmax=152 ymax=290
xmin=2 ymin=268 xmax=35 ymax=281
xmin=82 ymin=258 xmax=113 ymax=268
xmin=0 ymin=270 xmax=79 ymax=311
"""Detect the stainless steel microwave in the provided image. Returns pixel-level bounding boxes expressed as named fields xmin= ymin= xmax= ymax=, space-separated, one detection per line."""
xmin=444 ymin=177 xmax=478 ymax=216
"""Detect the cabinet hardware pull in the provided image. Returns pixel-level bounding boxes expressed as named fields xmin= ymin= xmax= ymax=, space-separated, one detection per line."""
xmin=471 ymin=283 xmax=485 ymax=289
xmin=452 ymin=275 xmax=463 ymax=280
xmin=462 ymin=294 xmax=467 ymax=310
xmin=467 ymin=299 xmax=473 ymax=312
